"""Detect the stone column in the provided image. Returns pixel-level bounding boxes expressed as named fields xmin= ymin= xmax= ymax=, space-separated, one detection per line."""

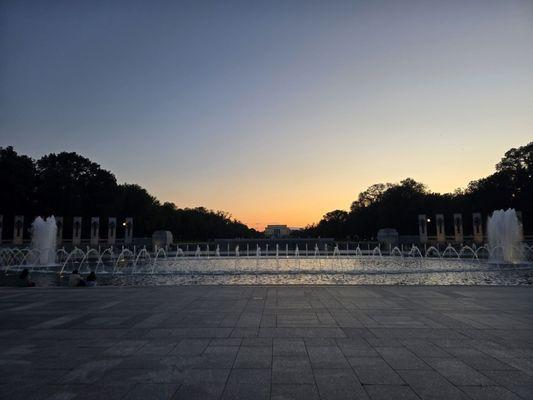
xmin=108 ymin=217 xmax=116 ymax=245
xmin=516 ymin=211 xmax=524 ymax=240
xmin=13 ymin=215 xmax=24 ymax=245
xmin=90 ymin=217 xmax=100 ymax=247
xmin=453 ymin=213 xmax=463 ymax=243
xmin=418 ymin=214 xmax=428 ymax=243
xmin=436 ymin=214 xmax=445 ymax=243
xmin=472 ymin=213 xmax=483 ymax=243
xmin=124 ymin=217 xmax=133 ymax=245
xmin=0 ymin=215 xmax=3 ymax=244
xmin=72 ymin=217 xmax=82 ymax=246
xmin=56 ymin=217 xmax=63 ymax=246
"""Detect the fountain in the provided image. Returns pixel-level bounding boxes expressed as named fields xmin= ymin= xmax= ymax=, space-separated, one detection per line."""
xmin=31 ymin=216 xmax=57 ymax=265
xmin=487 ymin=209 xmax=523 ymax=263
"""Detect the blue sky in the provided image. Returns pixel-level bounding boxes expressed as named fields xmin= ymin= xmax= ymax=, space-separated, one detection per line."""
xmin=1 ymin=0 xmax=532 ymax=229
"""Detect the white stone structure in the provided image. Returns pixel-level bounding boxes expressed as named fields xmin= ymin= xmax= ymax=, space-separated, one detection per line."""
xmin=264 ymin=224 xmax=291 ymax=238
xmin=56 ymin=217 xmax=63 ymax=246
xmin=453 ymin=213 xmax=463 ymax=243
xmin=90 ymin=217 xmax=100 ymax=246
xmin=72 ymin=217 xmax=82 ymax=246
xmin=108 ymin=217 xmax=117 ymax=245
xmin=124 ymin=217 xmax=133 ymax=245
xmin=418 ymin=214 xmax=428 ymax=243
xmin=472 ymin=213 xmax=483 ymax=243
xmin=435 ymin=214 xmax=445 ymax=243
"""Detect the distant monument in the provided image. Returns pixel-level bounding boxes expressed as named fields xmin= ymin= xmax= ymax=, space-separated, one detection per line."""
xmin=90 ymin=217 xmax=100 ymax=246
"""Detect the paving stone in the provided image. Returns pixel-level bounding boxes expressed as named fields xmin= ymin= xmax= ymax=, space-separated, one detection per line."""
xmin=123 ymin=383 xmax=180 ymax=400
xmin=222 ymin=369 xmax=271 ymax=400
xmin=365 ymin=384 xmax=421 ymax=400
xmin=313 ymin=368 xmax=369 ymax=400
xmin=273 ymin=356 xmax=314 ymax=384
xmin=459 ymin=385 xmax=523 ymax=400
xmin=234 ymin=345 xmax=272 ymax=368
xmin=169 ymin=339 xmax=210 ymax=355
xmin=173 ymin=369 xmax=229 ymax=399
xmin=423 ymin=357 xmax=494 ymax=386
xmin=306 ymin=345 xmax=350 ymax=368
xmin=348 ymin=357 xmax=404 ymax=385
xmin=2 ymin=286 xmax=533 ymax=400
xmin=271 ymin=384 xmax=320 ymax=400
xmin=397 ymin=369 xmax=471 ymax=400
xmin=374 ymin=347 xmax=430 ymax=370
xmin=273 ymin=338 xmax=307 ymax=356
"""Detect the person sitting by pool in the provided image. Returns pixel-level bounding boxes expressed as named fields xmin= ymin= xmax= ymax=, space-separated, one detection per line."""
xmin=16 ymin=269 xmax=36 ymax=287
xmin=86 ymin=271 xmax=97 ymax=287
xmin=68 ymin=270 xmax=86 ymax=287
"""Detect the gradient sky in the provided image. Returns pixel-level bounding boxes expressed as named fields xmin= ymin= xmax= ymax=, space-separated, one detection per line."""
xmin=1 ymin=0 xmax=532 ymax=230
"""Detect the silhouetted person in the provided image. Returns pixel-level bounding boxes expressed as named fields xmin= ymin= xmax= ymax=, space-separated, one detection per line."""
xmin=86 ymin=271 xmax=97 ymax=287
xmin=17 ymin=269 xmax=35 ymax=287
xmin=68 ymin=270 xmax=86 ymax=287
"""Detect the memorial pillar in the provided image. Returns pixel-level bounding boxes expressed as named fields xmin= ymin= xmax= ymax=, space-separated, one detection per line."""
xmin=13 ymin=215 xmax=24 ymax=245
xmin=124 ymin=217 xmax=133 ymax=245
xmin=436 ymin=214 xmax=445 ymax=243
xmin=56 ymin=217 xmax=63 ymax=246
xmin=73 ymin=217 xmax=82 ymax=246
xmin=108 ymin=217 xmax=116 ymax=245
xmin=516 ymin=211 xmax=524 ymax=240
xmin=418 ymin=214 xmax=428 ymax=243
xmin=90 ymin=217 xmax=100 ymax=247
xmin=472 ymin=213 xmax=483 ymax=243
xmin=453 ymin=213 xmax=463 ymax=243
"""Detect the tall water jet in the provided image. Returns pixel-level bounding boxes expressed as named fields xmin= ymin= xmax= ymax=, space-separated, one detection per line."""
xmin=487 ymin=209 xmax=522 ymax=263
xmin=31 ymin=216 xmax=57 ymax=265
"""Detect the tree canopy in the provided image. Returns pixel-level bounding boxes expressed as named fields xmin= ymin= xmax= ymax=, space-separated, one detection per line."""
xmin=0 ymin=147 xmax=259 ymax=240
xmin=300 ymin=142 xmax=533 ymax=239
xmin=1 ymin=142 xmax=531 ymax=240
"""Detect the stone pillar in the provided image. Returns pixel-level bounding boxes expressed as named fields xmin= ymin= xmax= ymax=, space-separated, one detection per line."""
xmin=108 ymin=217 xmax=116 ymax=245
xmin=472 ymin=213 xmax=483 ymax=243
xmin=55 ymin=217 xmax=63 ymax=246
xmin=72 ymin=217 xmax=82 ymax=246
xmin=0 ymin=215 xmax=3 ymax=243
xmin=13 ymin=215 xmax=24 ymax=245
xmin=453 ymin=213 xmax=463 ymax=243
xmin=436 ymin=214 xmax=445 ymax=243
xmin=90 ymin=217 xmax=100 ymax=247
xmin=516 ymin=211 xmax=524 ymax=240
xmin=418 ymin=214 xmax=428 ymax=243
xmin=124 ymin=217 xmax=133 ymax=245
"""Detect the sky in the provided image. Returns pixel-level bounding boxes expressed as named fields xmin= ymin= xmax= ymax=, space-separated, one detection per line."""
xmin=1 ymin=0 xmax=532 ymax=231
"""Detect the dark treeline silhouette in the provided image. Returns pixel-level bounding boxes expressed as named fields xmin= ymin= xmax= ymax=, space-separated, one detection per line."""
xmin=0 ymin=147 xmax=260 ymax=240
xmin=299 ymin=142 xmax=533 ymax=239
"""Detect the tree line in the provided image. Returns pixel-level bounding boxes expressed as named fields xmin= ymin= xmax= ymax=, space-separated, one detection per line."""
xmin=298 ymin=141 xmax=533 ymax=239
xmin=0 ymin=147 xmax=260 ymax=240
xmin=1 ymin=142 xmax=531 ymax=241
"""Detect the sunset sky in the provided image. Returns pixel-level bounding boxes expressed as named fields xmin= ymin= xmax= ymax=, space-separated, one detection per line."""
xmin=2 ymin=0 xmax=533 ymax=230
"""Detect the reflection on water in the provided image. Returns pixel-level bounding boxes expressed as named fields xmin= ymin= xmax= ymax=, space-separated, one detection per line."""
xmin=1 ymin=261 xmax=533 ymax=287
